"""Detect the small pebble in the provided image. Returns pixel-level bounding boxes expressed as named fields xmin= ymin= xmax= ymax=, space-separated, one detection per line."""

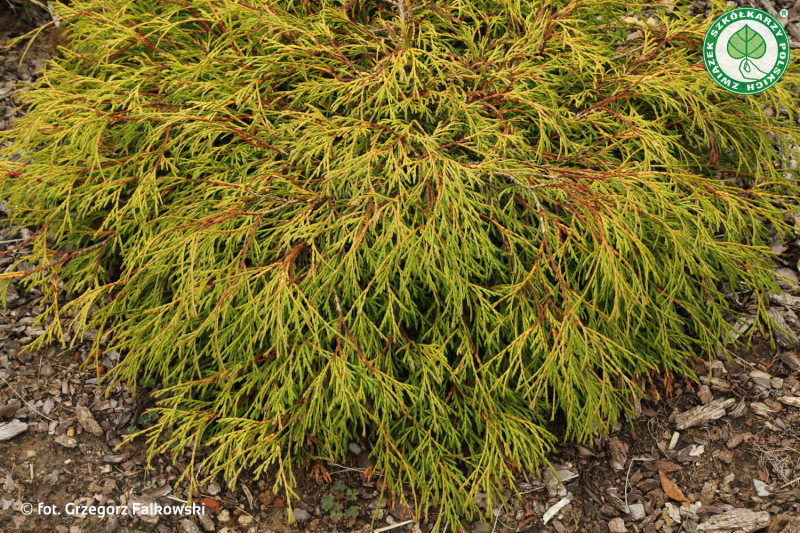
xmin=348 ymin=442 xmax=362 ymax=455
xmin=54 ymin=435 xmax=78 ymax=448
xmin=629 ymin=502 xmax=646 ymax=521
xmin=293 ymin=508 xmax=311 ymax=522
xmin=40 ymin=362 xmax=55 ymax=377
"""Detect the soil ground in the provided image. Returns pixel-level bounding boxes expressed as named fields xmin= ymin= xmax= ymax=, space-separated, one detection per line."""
xmin=1 ymin=2 xmax=800 ymax=533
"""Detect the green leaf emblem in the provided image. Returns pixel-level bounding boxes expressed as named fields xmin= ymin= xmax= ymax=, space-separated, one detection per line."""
xmin=727 ymin=24 xmax=766 ymax=59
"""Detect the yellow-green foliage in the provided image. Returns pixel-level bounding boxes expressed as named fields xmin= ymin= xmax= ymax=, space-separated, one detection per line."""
xmin=2 ymin=0 xmax=800 ymax=528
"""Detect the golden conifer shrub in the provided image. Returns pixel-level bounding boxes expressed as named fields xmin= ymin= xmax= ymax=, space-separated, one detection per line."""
xmin=2 ymin=0 xmax=799 ymax=529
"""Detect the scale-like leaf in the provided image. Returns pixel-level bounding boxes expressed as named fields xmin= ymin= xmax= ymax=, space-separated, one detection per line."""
xmin=727 ymin=24 xmax=766 ymax=59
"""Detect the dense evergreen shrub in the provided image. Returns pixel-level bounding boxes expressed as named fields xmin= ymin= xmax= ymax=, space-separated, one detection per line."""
xmin=2 ymin=0 xmax=800 ymax=528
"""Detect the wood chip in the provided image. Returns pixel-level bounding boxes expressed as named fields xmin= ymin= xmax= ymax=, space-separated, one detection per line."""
xmin=767 ymin=307 xmax=799 ymax=348
xmin=773 ymin=269 xmax=800 ymax=293
xmin=74 ymin=405 xmax=104 ymax=437
xmin=768 ymin=292 xmax=800 ymax=308
xmin=197 ymin=510 xmax=215 ymax=532
xmin=708 ymin=377 xmax=731 ymax=391
xmin=608 ymin=436 xmax=627 ymax=471
xmin=553 ymin=464 xmax=578 ymax=483
xmin=665 ymin=502 xmax=682 ymax=524
xmin=543 ymin=495 xmax=571 ymax=524
xmin=0 ymin=420 xmax=27 ymax=442
xmin=778 ymin=396 xmax=800 ymax=408
xmin=180 ymin=519 xmax=202 ymax=533
xmin=674 ymin=398 xmax=735 ymax=429
xmin=697 ymin=384 xmax=713 ymax=405
xmin=676 ymin=444 xmax=704 ymax=463
xmin=749 ymin=402 xmax=778 ymax=417
xmin=654 ymin=460 xmax=680 ymax=473
xmin=575 ymin=444 xmax=596 ymax=457
xmin=730 ymin=399 xmax=747 ymax=418
xmin=608 ymin=517 xmax=627 ymax=533
xmin=724 ymin=316 xmax=754 ymax=344
xmin=147 ymin=483 xmax=172 ymax=498
xmin=128 ymin=496 xmax=159 ymax=524
xmin=240 ymin=482 xmax=254 ymax=510
xmin=749 ymin=369 xmax=772 ymax=381
xmin=781 ymin=517 xmax=800 ymax=533
xmin=604 ymin=487 xmax=628 ymax=513
xmin=54 ymin=435 xmax=77 ymax=448
xmin=697 ymin=509 xmax=770 ymax=533
xmin=544 ymin=468 xmax=567 ymax=498
xmin=781 ymin=352 xmax=800 ymax=372
xmin=726 ymin=433 xmax=751 ymax=449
